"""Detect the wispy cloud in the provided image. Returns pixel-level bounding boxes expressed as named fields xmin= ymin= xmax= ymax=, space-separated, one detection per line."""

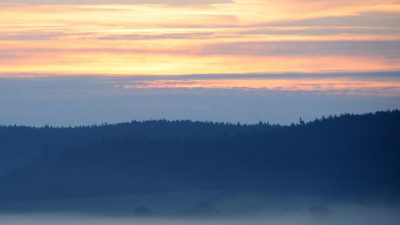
xmin=200 ymin=41 xmax=400 ymax=58
xmin=121 ymin=74 xmax=400 ymax=96
xmin=0 ymin=0 xmax=399 ymax=75
xmin=0 ymin=0 xmax=232 ymax=6
xmin=268 ymin=11 xmax=400 ymax=27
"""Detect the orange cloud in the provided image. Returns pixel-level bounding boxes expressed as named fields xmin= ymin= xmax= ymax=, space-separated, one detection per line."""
xmin=0 ymin=0 xmax=399 ymax=76
xmin=124 ymin=76 xmax=400 ymax=96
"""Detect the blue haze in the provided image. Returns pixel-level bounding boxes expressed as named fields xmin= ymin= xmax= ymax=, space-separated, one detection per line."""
xmin=1 ymin=73 xmax=399 ymax=126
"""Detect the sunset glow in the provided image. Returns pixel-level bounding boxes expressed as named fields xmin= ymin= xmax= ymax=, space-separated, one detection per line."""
xmin=1 ymin=0 xmax=400 ymax=76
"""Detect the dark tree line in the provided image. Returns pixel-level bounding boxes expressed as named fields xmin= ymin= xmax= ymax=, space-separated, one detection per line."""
xmin=0 ymin=120 xmax=278 ymax=173
xmin=0 ymin=110 xmax=399 ymax=202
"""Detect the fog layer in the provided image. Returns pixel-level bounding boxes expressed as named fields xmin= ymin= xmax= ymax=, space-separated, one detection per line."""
xmin=1 ymin=203 xmax=399 ymax=225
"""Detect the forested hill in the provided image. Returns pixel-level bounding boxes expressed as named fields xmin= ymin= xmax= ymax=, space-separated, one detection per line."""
xmin=0 ymin=120 xmax=277 ymax=173
xmin=0 ymin=110 xmax=399 ymax=202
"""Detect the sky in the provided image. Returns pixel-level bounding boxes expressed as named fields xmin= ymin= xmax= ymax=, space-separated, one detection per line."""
xmin=1 ymin=0 xmax=400 ymax=75
xmin=1 ymin=74 xmax=400 ymax=126
xmin=0 ymin=0 xmax=400 ymax=125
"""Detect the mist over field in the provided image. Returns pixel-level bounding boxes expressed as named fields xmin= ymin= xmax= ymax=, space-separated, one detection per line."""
xmin=1 ymin=202 xmax=399 ymax=225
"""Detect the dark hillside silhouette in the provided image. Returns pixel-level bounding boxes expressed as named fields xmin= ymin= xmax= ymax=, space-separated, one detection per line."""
xmin=0 ymin=110 xmax=399 ymax=202
xmin=0 ymin=120 xmax=277 ymax=173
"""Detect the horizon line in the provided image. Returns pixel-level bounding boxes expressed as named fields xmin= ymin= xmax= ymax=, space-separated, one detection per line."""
xmin=1 ymin=109 xmax=397 ymax=129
